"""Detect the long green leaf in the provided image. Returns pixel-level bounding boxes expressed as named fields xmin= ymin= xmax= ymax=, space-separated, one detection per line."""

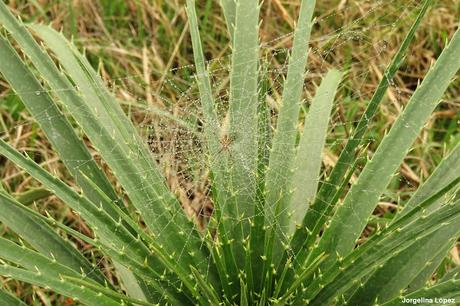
xmin=406 ymin=241 xmax=454 ymax=292
xmin=75 ymin=173 xmax=204 ymax=304
xmin=63 ymin=276 xmax=154 ymax=306
xmin=21 ymin=201 xmax=191 ymax=305
xmin=398 ymin=141 xmax=460 ymax=219
xmin=219 ymin=0 xmax=236 ymax=40
xmin=347 ymin=144 xmax=460 ymax=304
xmin=347 ymin=226 xmax=460 ymax=305
xmin=185 ymin=0 xmax=221 ymax=166
xmin=274 ymin=70 xmax=346 ymax=296
xmin=190 ymin=266 xmax=221 ymax=305
xmin=185 ymin=0 xmax=238 ymax=296
xmin=0 ymin=265 xmax=120 ymax=306
xmin=0 ymin=1 xmax=205 ymax=277
xmin=287 ymin=69 xmax=342 ymax=235
xmin=0 ymin=237 xmax=89 ymax=281
xmin=0 ymin=30 xmax=149 ymax=300
xmin=113 ymin=264 xmax=151 ymax=303
xmin=0 ymin=140 xmax=161 ymax=277
xmin=0 ymin=238 xmax=126 ymax=305
xmin=292 ymin=175 xmax=460 ymax=304
xmin=282 ymin=146 xmax=366 ymax=280
xmin=0 ymin=192 xmax=106 ymax=284
xmin=28 ymin=23 xmax=207 ymax=273
xmin=227 ymin=0 xmax=260 ymax=235
xmin=0 ymin=139 xmax=196 ymax=303
xmin=250 ymin=57 xmax=271 ymax=295
xmin=292 ymin=0 xmax=433 ymax=255
xmin=311 ymin=24 xmax=460 ymax=268
xmin=18 ymin=209 xmax=189 ymax=305
xmin=304 ymin=200 xmax=460 ymax=305
xmin=299 ymin=175 xmax=460 ymax=304
xmin=240 ymin=278 xmax=249 ymax=306
xmin=264 ymin=0 xmax=316 ymax=262
xmin=275 ymin=253 xmax=327 ymax=304
xmin=0 ymin=34 xmax=119 ymax=211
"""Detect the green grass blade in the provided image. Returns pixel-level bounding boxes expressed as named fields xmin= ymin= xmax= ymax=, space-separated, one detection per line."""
xmin=307 ymin=175 xmax=460 ymax=305
xmin=277 ymin=152 xmax=365 ymax=294
xmin=296 ymin=0 xmax=433 ymax=247
xmin=7 ymin=190 xmax=192 ymax=304
xmin=264 ymin=0 xmax=316 ymax=262
xmin=0 ymin=192 xmax=106 ymax=285
xmin=287 ymin=69 xmax=342 ymax=235
xmin=0 ymin=289 xmax=27 ymax=306
xmin=265 ymin=0 xmax=316 ymax=216
xmin=382 ymin=279 xmax=460 ymax=306
xmin=311 ymin=25 xmax=460 ymax=267
xmin=185 ymin=0 xmax=221 ymax=157
xmin=275 ymin=253 xmax=327 ymax=304
xmin=185 ymin=0 xmax=226 ymax=223
xmin=219 ymin=0 xmax=236 ymax=40
xmin=0 ymin=140 xmax=197 ymax=303
xmin=28 ymin=24 xmax=174 ymax=217
xmin=286 ymin=146 xmax=365 ymax=265
xmin=76 ymin=174 xmax=205 ymax=302
xmin=368 ymin=176 xmax=460 ymax=239
xmin=111 ymin=264 xmax=151 ymax=303
xmin=0 ymin=0 xmax=142 ymax=203
xmin=229 ymin=0 xmax=260 ymax=208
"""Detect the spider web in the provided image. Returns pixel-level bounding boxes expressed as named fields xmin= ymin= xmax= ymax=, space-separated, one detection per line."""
xmin=0 ymin=0 xmax=458 ymax=303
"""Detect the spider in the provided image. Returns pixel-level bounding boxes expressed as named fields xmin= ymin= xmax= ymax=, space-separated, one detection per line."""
xmin=218 ymin=134 xmax=234 ymax=155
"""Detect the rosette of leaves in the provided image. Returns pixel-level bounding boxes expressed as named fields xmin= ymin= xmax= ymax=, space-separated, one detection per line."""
xmin=0 ymin=0 xmax=459 ymax=305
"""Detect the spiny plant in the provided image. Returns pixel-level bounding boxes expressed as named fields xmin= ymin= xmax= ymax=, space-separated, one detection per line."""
xmin=0 ymin=0 xmax=460 ymax=305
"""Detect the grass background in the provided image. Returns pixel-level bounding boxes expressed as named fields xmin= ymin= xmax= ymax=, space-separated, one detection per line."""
xmin=1 ymin=0 xmax=459 ymax=304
